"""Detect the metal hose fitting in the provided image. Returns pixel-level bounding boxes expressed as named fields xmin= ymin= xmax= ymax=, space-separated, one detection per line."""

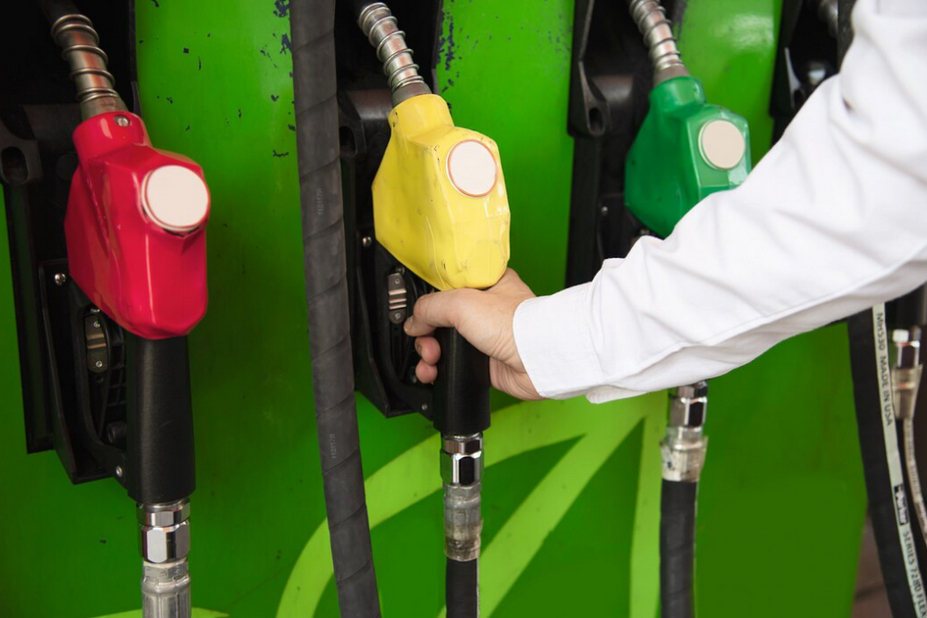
xmin=142 ymin=560 xmax=191 ymax=618
xmin=893 ymin=327 xmax=922 ymax=421
xmin=357 ymin=2 xmax=432 ymax=105
xmin=627 ymin=0 xmax=689 ymax=84
xmin=139 ymin=500 xmax=192 ymax=618
xmin=893 ymin=327 xmax=927 ymax=551
xmin=49 ymin=12 xmax=127 ymax=119
xmin=816 ymin=0 xmax=839 ymax=38
xmin=661 ymin=382 xmax=708 ymax=482
xmin=442 ymin=434 xmax=483 ymax=562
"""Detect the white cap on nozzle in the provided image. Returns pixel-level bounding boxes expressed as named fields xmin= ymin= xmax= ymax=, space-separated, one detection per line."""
xmin=143 ymin=165 xmax=209 ymax=233
xmin=699 ymin=120 xmax=746 ymax=170
xmin=447 ymin=140 xmax=497 ymax=198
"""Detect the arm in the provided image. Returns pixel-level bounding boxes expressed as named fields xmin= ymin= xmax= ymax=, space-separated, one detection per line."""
xmin=408 ymin=0 xmax=927 ymax=402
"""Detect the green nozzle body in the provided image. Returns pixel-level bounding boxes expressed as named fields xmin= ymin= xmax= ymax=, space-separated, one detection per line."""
xmin=625 ymin=76 xmax=751 ymax=238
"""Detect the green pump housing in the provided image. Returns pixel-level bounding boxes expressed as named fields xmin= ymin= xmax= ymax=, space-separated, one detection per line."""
xmin=625 ymin=75 xmax=752 ymax=237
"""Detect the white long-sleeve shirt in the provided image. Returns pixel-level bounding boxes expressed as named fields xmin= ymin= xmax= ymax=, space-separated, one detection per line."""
xmin=514 ymin=0 xmax=927 ymax=402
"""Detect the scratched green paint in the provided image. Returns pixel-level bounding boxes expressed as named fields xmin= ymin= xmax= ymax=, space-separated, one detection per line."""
xmin=0 ymin=0 xmax=864 ymax=617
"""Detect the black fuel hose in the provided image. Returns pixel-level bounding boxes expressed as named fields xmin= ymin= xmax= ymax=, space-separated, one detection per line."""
xmin=446 ymin=558 xmax=479 ymax=618
xmin=849 ymin=307 xmax=925 ymax=617
xmin=290 ymin=1 xmax=381 ymax=616
xmin=437 ymin=330 xmax=489 ymax=618
xmin=349 ymin=0 xmax=374 ymax=17
xmin=38 ymin=0 xmax=79 ymax=22
xmin=660 ymin=480 xmax=697 ymax=618
xmin=838 ymin=2 xmax=925 ymax=613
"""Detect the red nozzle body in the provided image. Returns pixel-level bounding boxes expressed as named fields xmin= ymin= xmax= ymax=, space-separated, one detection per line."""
xmin=66 ymin=111 xmax=209 ymax=339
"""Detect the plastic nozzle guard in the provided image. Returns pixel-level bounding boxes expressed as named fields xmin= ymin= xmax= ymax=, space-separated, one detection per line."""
xmin=625 ymin=76 xmax=751 ymax=238
xmin=66 ymin=111 xmax=210 ymax=339
xmin=372 ymin=94 xmax=510 ymax=291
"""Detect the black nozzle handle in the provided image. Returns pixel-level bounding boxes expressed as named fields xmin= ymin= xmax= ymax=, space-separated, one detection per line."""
xmin=125 ymin=335 xmax=195 ymax=505
xmin=433 ymin=328 xmax=491 ymax=436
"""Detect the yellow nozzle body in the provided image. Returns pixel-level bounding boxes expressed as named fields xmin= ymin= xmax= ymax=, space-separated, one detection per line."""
xmin=372 ymin=94 xmax=510 ymax=291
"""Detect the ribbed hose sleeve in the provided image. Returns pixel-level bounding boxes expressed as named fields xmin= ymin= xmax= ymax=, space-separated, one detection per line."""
xmin=660 ymin=480 xmax=696 ymax=618
xmin=289 ymin=1 xmax=381 ymax=616
xmin=446 ymin=558 xmax=479 ymax=618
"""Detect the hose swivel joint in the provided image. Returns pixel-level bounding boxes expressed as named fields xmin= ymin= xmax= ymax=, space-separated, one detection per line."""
xmin=138 ymin=500 xmax=192 ymax=618
xmin=442 ymin=434 xmax=483 ymax=562
xmin=49 ymin=13 xmax=127 ymax=119
xmin=661 ymin=382 xmax=708 ymax=482
xmin=138 ymin=499 xmax=191 ymax=564
xmin=893 ymin=327 xmax=923 ymax=421
xmin=627 ymin=0 xmax=689 ymax=84
xmin=358 ymin=2 xmax=432 ymax=105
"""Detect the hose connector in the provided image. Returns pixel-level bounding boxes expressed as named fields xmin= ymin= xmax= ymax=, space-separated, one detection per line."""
xmin=661 ymin=382 xmax=708 ymax=482
xmin=49 ymin=13 xmax=127 ymax=119
xmin=358 ymin=2 xmax=432 ymax=105
xmin=627 ymin=0 xmax=689 ymax=84
xmin=442 ymin=434 xmax=483 ymax=562
xmin=138 ymin=500 xmax=192 ymax=618
xmin=893 ymin=327 xmax=923 ymax=421
xmin=138 ymin=499 xmax=191 ymax=564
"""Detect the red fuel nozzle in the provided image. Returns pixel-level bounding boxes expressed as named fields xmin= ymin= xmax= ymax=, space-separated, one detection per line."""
xmin=66 ymin=111 xmax=209 ymax=339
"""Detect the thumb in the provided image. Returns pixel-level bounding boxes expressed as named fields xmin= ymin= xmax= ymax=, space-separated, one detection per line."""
xmin=405 ymin=289 xmax=473 ymax=336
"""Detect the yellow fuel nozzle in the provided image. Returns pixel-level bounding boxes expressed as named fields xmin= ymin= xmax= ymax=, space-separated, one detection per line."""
xmin=372 ymin=94 xmax=510 ymax=291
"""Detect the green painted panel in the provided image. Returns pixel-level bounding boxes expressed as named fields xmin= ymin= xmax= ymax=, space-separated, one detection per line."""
xmin=677 ymin=0 xmax=784 ymax=165
xmin=0 ymin=1 xmax=864 ymax=617
xmin=493 ymin=422 xmax=646 ymax=617
xmin=436 ymin=0 xmax=575 ymax=299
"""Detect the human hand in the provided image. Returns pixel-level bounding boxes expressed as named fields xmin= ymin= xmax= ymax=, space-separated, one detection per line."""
xmin=404 ymin=269 xmax=543 ymax=400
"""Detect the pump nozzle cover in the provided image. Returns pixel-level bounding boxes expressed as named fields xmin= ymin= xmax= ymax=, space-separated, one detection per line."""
xmin=372 ymin=94 xmax=510 ymax=291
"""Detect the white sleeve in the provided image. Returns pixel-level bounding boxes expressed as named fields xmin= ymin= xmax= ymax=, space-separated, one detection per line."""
xmin=513 ymin=0 xmax=927 ymax=403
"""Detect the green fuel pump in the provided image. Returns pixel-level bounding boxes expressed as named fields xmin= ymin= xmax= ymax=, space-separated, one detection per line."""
xmin=621 ymin=2 xmax=751 ymax=617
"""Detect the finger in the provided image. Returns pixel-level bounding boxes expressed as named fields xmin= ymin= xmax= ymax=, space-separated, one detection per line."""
xmin=404 ymin=314 xmax=434 ymax=338
xmin=415 ymin=336 xmax=441 ymax=365
xmin=406 ymin=290 xmax=470 ymax=336
xmin=415 ymin=359 xmax=438 ymax=384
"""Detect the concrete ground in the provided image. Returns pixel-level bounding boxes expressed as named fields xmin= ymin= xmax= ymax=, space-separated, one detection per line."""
xmin=853 ymin=517 xmax=891 ymax=618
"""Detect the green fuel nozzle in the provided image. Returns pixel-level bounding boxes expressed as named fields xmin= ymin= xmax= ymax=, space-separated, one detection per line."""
xmin=625 ymin=75 xmax=751 ymax=238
